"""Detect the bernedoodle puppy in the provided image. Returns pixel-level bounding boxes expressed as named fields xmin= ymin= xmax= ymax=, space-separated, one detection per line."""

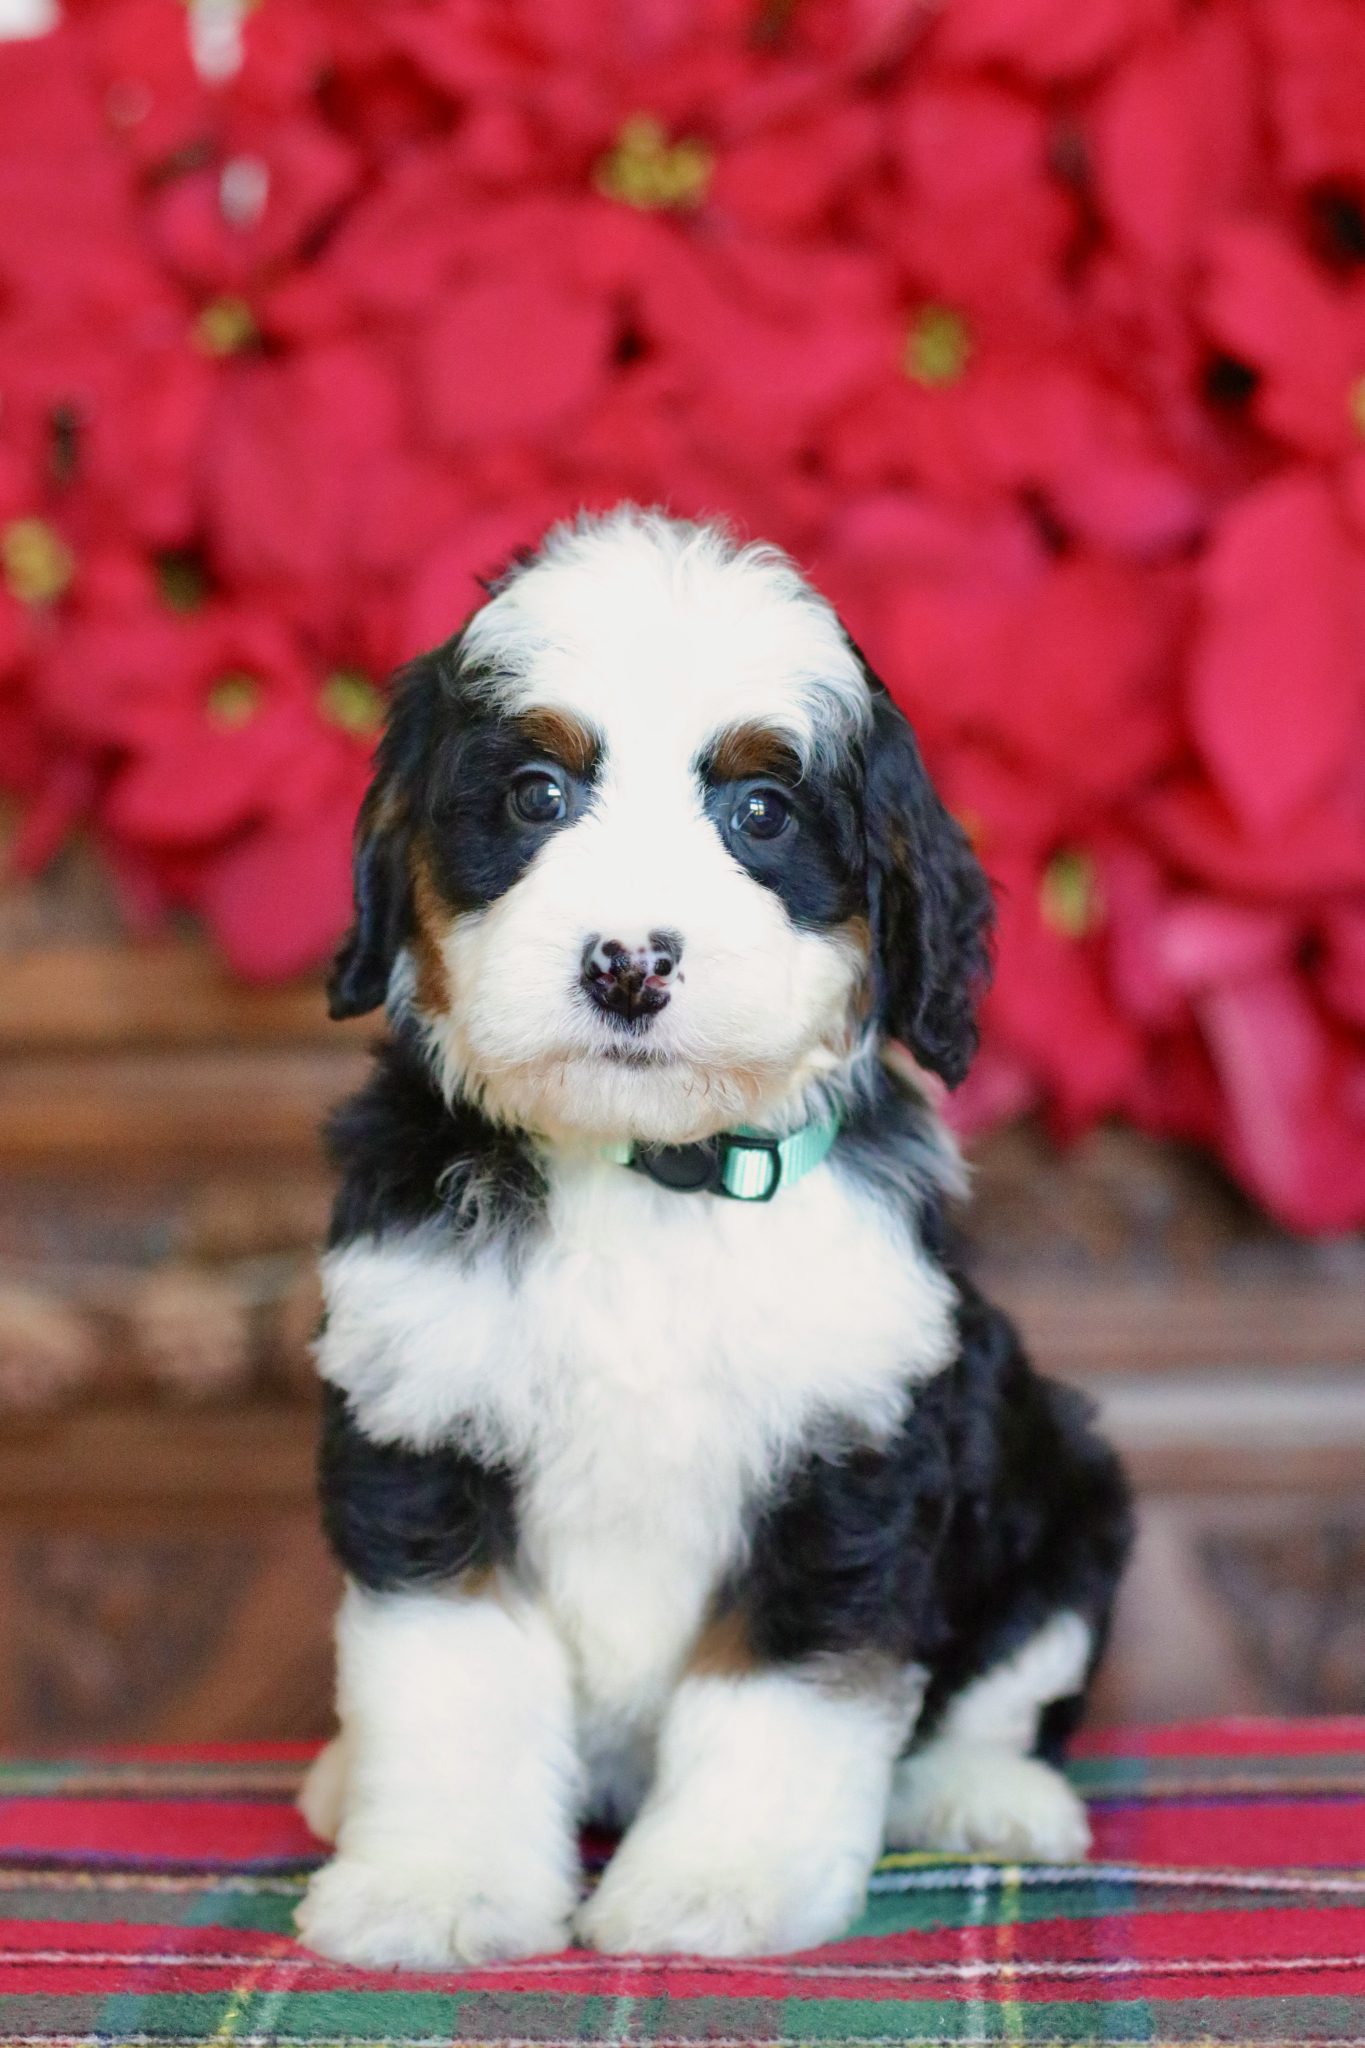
xmin=295 ymin=506 xmax=1132 ymax=1967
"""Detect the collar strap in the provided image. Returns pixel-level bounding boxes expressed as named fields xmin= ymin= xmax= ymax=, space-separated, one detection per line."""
xmin=601 ymin=1117 xmax=840 ymax=1202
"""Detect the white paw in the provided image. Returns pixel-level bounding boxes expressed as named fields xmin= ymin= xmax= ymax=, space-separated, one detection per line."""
xmin=297 ymin=1737 xmax=347 ymax=1845
xmin=296 ymin=1852 xmax=574 ymax=1969
xmin=577 ymin=1827 xmax=871 ymax=1957
xmin=887 ymin=1742 xmax=1091 ymax=1862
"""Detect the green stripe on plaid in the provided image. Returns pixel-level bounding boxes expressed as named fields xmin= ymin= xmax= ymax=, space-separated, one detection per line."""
xmin=1067 ymin=1754 xmax=1365 ymax=1798
xmin=0 ymin=1991 xmax=1359 ymax=2045
xmin=3 ymin=1749 xmax=1361 ymax=1803
xmin=0 ymin=1769 xmax=307 ymax=1798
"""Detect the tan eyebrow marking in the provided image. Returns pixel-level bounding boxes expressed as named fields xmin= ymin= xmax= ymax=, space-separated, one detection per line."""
xmin=705 ymin=721 xmax=803 ymax=784
xmin=516 ymin=708 xmax=600 ymax=777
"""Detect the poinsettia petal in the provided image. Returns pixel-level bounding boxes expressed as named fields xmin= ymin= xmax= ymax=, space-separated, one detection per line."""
xmin=420 ymin=271 xmax=613 ymax=447
xmin=1092 ymin=6 xmax=1258 ymax=273
xmin=199 ymin=788 xmax=359 ymax=982
xmin=105 ymin=716 xmax=298 ymax=845
xmin=1139 ymin=773 xmax=1365 ymax=897
xmin=710 ymin=104 xmax=882 ymax=234
xmin=932 ymin=0 xmax=1174 ymax=82
xmin=1196 ymin=969 xmax=1365 ymax=1231
xmin=1190 ymin=474 xmax=1364 ymax=833
xmin=1258 ymin=0 xmax=1365 ymax=187
xmin=1157 ymin=899 xmax=1296 ymax=992
xmin=1320 ymin=906 xmax=1365 ymax=1026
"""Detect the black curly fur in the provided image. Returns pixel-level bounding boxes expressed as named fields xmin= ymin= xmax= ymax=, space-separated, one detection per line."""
xmin=319 ymin=1381 xmax=518 ymax=1591
xmin=861 ymin=677 xmax=995 ymax=1087
xmin=723 ymin=1274 xmax=1132 ymax=1753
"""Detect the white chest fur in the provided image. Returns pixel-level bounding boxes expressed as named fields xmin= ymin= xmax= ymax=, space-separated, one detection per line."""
xmin=319 ymin=1156 xmax=956 ymax=1728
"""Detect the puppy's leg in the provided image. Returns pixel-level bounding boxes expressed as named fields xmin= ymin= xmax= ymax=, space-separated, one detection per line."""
xmin=296 ymin=1582 xmax=581 ymax=1968
xmin=887 ymin=1609 xmax=1092 ymax=1861
xmin=579 ymin=1664 xmax=915 ymax=1956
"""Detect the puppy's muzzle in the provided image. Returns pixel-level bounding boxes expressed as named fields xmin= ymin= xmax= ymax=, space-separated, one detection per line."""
xmin=581 ymin=930 xmax=682 ymax=1025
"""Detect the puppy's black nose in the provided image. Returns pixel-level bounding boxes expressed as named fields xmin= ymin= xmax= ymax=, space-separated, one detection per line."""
xmin=581 ymin=930 xmax=682 ymax=1023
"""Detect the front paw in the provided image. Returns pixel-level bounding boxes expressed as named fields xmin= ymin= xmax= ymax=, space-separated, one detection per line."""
xmin=888 ymin=1743 xmax=1091 ymax=1862
xmin=296 ymin=1852 xmax=573 ymax=1969
xmin=578 ymin=1827 xmax=870 ymax=1957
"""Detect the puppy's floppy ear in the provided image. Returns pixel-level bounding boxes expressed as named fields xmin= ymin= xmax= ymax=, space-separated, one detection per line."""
xmin=863 ymin=684 xmax=994 ymax=1086
xmin=326 ymin=653 xmax=444 ymax=1021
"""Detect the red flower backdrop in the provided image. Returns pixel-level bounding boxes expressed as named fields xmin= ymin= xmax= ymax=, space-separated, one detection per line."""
xmin=2 ymin=0 xmax=1364 ymax=1231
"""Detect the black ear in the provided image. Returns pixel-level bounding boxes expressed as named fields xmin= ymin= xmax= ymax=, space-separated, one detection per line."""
xmin=326 ymin=783 xmax=414 ymax=1020
xmin=326 ymin=654 xmax=445 ymax=1021
xmin=864 ymin=688 xmax=994 ymax=1086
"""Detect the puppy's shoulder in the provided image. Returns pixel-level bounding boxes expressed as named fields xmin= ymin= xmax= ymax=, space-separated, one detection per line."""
xmin=828 ymin=1052 xmax=963 ymax=1251
xmin=326 ymin=1026 xmax=545 ymax=1250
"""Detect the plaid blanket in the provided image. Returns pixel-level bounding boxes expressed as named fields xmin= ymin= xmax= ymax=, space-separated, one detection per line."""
xmin=1 ymin=1721 xmax=1362 ymax=2046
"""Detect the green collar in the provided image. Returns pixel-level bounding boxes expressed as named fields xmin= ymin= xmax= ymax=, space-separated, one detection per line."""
xmin=600 ymin=1116 xmax=840 ymax=1202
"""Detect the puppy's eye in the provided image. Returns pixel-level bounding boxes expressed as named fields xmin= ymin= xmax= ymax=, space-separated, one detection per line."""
xmin=731 ymin=786 xmax=792 ymax=842
xmin=510 ymin=769 xmax=568 ymax=826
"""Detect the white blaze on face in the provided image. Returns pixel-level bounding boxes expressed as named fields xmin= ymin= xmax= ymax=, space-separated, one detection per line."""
xmin=421 ymin=513 xmax=873 ymax=1143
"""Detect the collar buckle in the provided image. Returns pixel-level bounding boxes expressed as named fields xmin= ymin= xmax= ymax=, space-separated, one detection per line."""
xmin=716 ymin=1130 xmax=783 ymax=1201
xmin=628 ymin=1140 xmax=721 ymax=1194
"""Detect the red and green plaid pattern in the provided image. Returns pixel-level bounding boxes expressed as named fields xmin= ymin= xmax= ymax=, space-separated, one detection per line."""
xmin=1 ymin=1721 xmax=1362 ymax=2045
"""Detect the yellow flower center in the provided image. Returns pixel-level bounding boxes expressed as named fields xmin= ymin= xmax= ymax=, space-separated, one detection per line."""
xmin=903 ymin=306 xmax=972 ymax=387
xmin=1039 ymin=848 xmax=1103 ymax=940
xmin=206 ymin=672 xmax=263 ymax=728
xmin=1 ymin=517 xmax=74 ymax=605
xmin=194 ymin=295 xmax=259 ymax=356
xmin=319 ymin=670 xmax=385 ymax=737
xmin=594 ymin=116 xmax=713 ymax=212
xmin=1349 ymin=373 xmax=1365 ymax=438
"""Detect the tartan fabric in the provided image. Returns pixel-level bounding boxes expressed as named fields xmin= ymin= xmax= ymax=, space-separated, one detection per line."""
xmin=0 ymin=1722 xmax=1362 ymax=2046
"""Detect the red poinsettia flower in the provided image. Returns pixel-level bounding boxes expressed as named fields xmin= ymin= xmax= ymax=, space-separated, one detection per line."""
xmin=981 ymin=837 xmax=1147 ymax=1132
xmin=149 ymin=113 xmax=359 ymax=296
xmin=1202 ymin=221 xmax=1365 ymax=462
xmin=815 ymin=494 xmax=1188 ymax=789
xmin=878 ymin=75 xmax=1078 ymax=334
xmin=38 ymin=577 xmax=367 ymax=836
xmin=202 ymin=338 xmax=414 ymax=629
xmin=824 ymin=346 xmax=1209 ymax=556
xmin=1076 ymin=249 xmax=1261 ymax=518
xmin=37 ymin=567 xmax=386 ymax=976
